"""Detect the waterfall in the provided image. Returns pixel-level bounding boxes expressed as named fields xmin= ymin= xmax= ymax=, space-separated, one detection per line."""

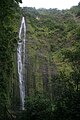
xmin=17 ymin=17 xmax=26 ymax=110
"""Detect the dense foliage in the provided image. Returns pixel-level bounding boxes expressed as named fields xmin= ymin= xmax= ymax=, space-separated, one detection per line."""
xmin=0 ymin=0 xmax=22 ymax=119
xmin=18 ymin=94 xmax=52 ymax=120
xmin=22 ymin=3 xmax=80 ymax=96
xmin=0 ymin=1 xmax=80 ymax=120
xmin=21 ymin=4 xmax=80 ymax=120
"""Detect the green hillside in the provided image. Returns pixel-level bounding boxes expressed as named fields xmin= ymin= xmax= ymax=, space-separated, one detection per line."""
xmin=22 ymin=5 xmax=80 ymax=96
xmin=0 ymin=1 xmax=80 ymax=120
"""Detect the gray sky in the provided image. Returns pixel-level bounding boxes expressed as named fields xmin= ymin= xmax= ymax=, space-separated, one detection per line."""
xmin=20 ymin=0 xmax=80 ymax=10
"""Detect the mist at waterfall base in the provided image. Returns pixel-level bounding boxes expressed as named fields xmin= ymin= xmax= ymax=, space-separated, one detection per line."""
xmin=17 ymin=17 xmax=26 ymax=110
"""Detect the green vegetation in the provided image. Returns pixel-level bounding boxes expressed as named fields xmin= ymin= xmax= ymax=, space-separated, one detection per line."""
xmin=18 ymin=94 xmax=52 ymax=120
xmin=23 ymin=3 xmax=80 ymax=96
xmin=22 ymin=4 xmax=80 ymax=120
xmin=0 ymin=0 xmax=22 ymax=119
xmin=0 ymin=1 xmax=80 ymax=120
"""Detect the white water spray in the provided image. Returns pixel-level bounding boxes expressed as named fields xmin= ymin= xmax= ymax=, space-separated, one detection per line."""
xmin=17 ymin=17 xmax=26 ymax=110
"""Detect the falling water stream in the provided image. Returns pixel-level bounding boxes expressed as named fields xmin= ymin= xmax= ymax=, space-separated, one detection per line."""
xmin=17 ymin=17 xmax=26 ymax=110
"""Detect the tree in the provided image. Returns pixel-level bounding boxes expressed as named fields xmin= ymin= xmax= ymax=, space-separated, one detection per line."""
xmin=0 ymin=0 xmax=22 ymax=118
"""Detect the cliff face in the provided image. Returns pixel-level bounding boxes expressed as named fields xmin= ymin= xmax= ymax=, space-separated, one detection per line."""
xmin=1 ymin=3 xmax=80 ymax=117
xmin=4 ymin=4 xmax=80 ymax=110
xmin=22 ymin=5 xmax=80 ymax=99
